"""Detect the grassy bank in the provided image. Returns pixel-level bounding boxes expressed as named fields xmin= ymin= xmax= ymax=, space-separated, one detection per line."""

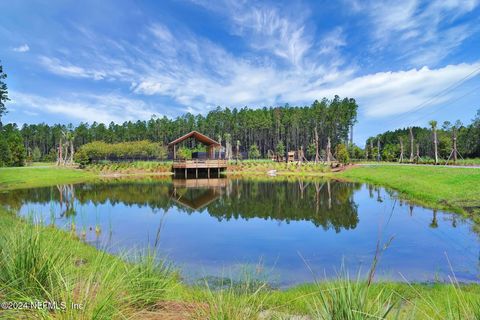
xmin=339 ymin=165 xmax=480 ymax=218
xmin=1 ymin=165 xmax=480 ymax=318
xmin=227 ymin=160 xmax=331 ymax=176
xmin=0 ymin=166 xmax=95 ymax=190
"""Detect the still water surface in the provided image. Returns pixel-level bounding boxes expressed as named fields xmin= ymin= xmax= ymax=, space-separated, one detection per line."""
xmin=2 ymin=178 xmax=479 ymax=286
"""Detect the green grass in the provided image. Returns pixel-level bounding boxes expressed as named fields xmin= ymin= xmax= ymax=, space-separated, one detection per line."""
xmin=339 ymin=165 xmax=480 ymax=219
xmin=86 ymin=160 xmax=173 ymax=175
xmin=1 ymin=164 xmax=480 ymax=318
xmin=1 ymin=207 xmax=480 ymax=319
xmin=0 ymin=166 xmax=95 ymax=190
xmin=227 ymin=160 xmax=331 ymax=176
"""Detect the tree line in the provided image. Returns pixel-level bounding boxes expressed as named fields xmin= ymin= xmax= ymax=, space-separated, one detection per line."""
xmin=3 ymin=97 xmax=359 ymax=166
xmin=365 ymin=111 xmax=480 ymax=162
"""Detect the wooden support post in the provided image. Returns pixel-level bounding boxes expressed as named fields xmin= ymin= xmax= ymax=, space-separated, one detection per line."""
xmin=196 ymin=168 xmax=198 ymax=179
xmin=185 ymin=168 xmax=187 ymax=178
xmin=207 ymin=168 xmax=210 ymax=179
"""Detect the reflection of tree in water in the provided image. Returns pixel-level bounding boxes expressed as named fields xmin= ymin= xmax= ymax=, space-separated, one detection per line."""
xmin=1 ymin=179 xmax=362 ymax=232
xmin=205 ymin=179 xmax=361 ymax=232
xmin=2 ymin=178 xmax=470 ymax=234
xmin=57 ymin=184 xmax=76 ymax=217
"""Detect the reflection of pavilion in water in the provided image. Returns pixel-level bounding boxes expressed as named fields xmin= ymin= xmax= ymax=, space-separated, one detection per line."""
xmin=170 ymin=178 xmax=227 ymax=210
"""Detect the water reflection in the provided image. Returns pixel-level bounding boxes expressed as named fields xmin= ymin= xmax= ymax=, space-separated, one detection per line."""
xmin=1 ymin=177 xmax=479 ymax=285
xmin=1 ymin=178 xmax=362 ymax=232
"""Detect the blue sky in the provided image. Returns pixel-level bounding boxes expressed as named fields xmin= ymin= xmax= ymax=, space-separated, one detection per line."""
xmin=1 ymin=0 xmax=479 ymax=143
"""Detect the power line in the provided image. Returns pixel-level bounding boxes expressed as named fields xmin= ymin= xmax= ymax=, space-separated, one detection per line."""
xmin=384 ymin=64 xmax=480 ymax=127
xmin=412 ymin=83 xmax=480 ymax=124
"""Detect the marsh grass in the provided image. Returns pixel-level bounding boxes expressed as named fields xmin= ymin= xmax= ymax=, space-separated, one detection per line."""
xmin=0 ymin=215 xmax=179 ymax=319
xmin=193 ymin=275 xmax=271 ymax=320
xmin=307 ymin=269 xmax=399 ymax=320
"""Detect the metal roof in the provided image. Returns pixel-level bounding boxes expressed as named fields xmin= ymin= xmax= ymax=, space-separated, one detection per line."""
xmin=168 ymin=131 xmax=221 ymax=147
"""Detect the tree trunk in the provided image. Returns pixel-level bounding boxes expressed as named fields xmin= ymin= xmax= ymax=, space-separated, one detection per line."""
xmin=399 ymin=137 xmax=404 ymax=163
xmin=409 ymin=127 xmax=414 ymax=162
xmin=57 ymin=138 xmax=63 ymax=166
xmin=326 ymin=137 xmax=331 ymax=163
xmin=314 ymin=126 xmax=319 ymax=163
xmin=433 ymin=128 xmax=438 ymax=164
xmin=69 ymin=140 xmax=74 ymax=164
xmin=377 ymin=139 xmax=381 ymax=161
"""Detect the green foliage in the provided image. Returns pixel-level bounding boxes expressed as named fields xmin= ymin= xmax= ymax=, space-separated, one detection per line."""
xmin=276 ymin=140 xmax=285 ymax=155
xmin=0 ymin=137 xmax=11 ymax=166
xmin=336 ymin=143 xmax=350 ymax=164
xmin=75 ymin=140 xmax=167 ymax=164
xmin=31 ymin=146 xmax=42 ymax=162
xmin=16 ymin=96 xmax=358 ymax=161
xmin=0 ymin=61 xmax=9 ymax=122
xmin=0 ymin=124 xmax=26 ymax=167
xmin=382 ymin=144 xmax=399 ymax=162
xmin=307 ymin=143 xmax=316 ymax=159
xmin=176 ymin=146 xmax=192 ymax=160
xmin=349 ymin=144 xmax=365 ymax=160
xmin=366 ymin=110 xmax=480 ymax=161
xmin=248 ymin=144 xmax=261 ymax=159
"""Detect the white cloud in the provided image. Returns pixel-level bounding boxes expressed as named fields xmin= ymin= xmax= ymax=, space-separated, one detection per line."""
xmin=10 ymin=91 xmax=158 ymax=123
xmin=310 ymin=63 xmax=480 ymax=117
xmin=39 ymin=54 xmax=134 ymax=81
xmin=13 ymin=44 xmax=30 ymax=52
xmin=30 ymin=0 xmax=479 ymax=124
xmin=349 ymin=0 xmax=480 ymax=66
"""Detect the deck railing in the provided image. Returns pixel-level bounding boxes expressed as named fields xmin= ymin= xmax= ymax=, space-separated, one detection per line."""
xmin=172 ymin=159 xmax=228 ymax=168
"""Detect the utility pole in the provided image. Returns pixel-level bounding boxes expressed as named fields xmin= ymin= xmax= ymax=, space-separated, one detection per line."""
xmin=416 ymin=143 xmax=420 ymax=164
xmin=409 ymin=127 xmax=414 ymax=162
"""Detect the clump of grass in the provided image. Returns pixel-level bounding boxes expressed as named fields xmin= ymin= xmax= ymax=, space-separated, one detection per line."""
xmin=123 ymin=248 xmax=178 ymax=308
xmin=0 ymin=215 xmax=179 ymax=319
xmin=307 ymin=268 xmax=399 ymax=320
xmin=0 ymin=222 xmax=70 ymax=299
xmin=193 ymin=275 xmax=271 ymax=320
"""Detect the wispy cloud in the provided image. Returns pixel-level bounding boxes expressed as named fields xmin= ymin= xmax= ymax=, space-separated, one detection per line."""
xmin=349 ymin=0 xmax=480 ymax=66
xmin=13 ymin=44 xmax=30 ymax=52
xmin=10 ymin=91 xmax=158 ymax=123
xmin=29 ymin=0 xmax=480 ymax=123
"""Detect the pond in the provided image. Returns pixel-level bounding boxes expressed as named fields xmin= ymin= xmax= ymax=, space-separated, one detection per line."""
xmin=1 ymin=177 xmax=479 ymax=287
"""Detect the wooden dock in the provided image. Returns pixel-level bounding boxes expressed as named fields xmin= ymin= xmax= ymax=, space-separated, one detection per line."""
xmin=172 ymin=159 xmax=228 ymax=169
xmin=172 ymin=159 xmax=227 ymax=178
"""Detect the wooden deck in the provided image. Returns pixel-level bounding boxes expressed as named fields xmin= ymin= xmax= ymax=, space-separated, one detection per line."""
xmin=172 ymin=159 xmax=228 ymax=169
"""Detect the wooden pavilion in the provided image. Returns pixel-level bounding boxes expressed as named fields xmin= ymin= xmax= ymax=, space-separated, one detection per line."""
xmin=168 ymin=131 xmax=227 ymax=178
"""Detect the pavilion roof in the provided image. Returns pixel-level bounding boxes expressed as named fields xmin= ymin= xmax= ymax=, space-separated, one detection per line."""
xmin=168 ymin=131 xmax=221 ymax=147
